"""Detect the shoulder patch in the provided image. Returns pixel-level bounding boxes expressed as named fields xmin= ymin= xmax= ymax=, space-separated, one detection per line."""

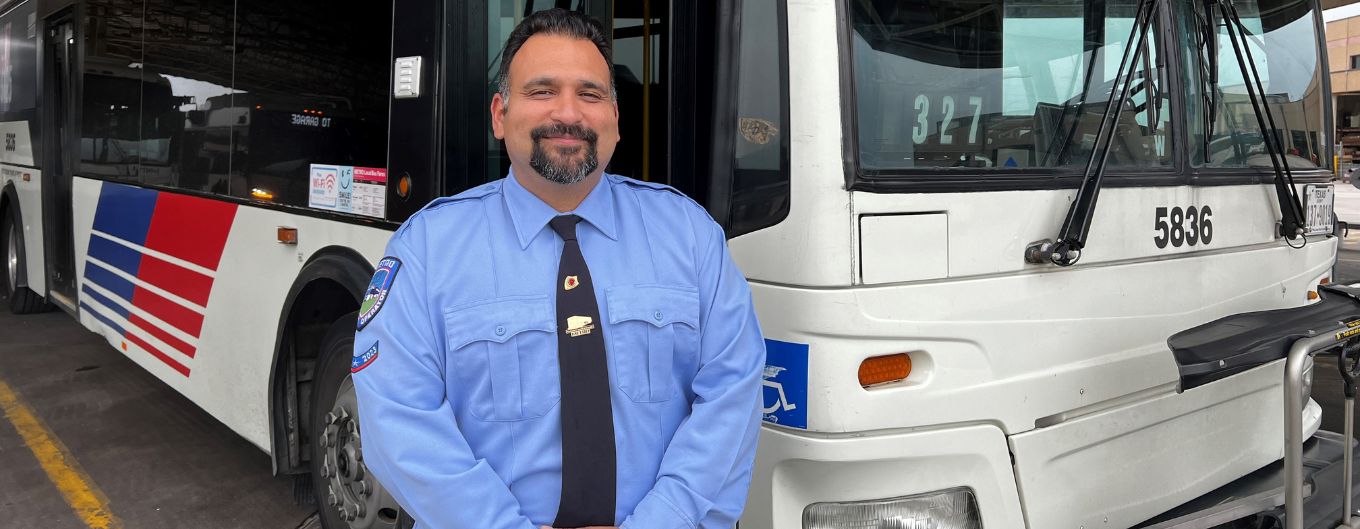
xmin=352 ymin=341 xmax=380 ymax=373
xmin=357 ymin=257 xmax=402 ymax=331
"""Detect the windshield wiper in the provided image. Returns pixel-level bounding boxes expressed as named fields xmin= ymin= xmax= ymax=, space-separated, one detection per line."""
xmin=1207 ymin=0 xmax=1307 ymax=240
xmin=1026 ymin=0 xmax=1158 ymax=266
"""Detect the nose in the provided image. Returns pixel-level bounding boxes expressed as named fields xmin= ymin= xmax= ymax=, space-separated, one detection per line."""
xmin=548 ymin=92 xmax=584 ymax=125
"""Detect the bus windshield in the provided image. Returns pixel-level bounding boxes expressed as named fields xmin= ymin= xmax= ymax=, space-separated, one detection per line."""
xmin=849 ymin=0 xmax=1326 ymax=174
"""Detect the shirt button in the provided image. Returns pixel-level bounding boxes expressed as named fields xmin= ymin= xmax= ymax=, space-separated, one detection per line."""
xmin=653 ymin=311 xmax=663 ymax=321
xmin=495 ymin=325 xmax=506 ymax=336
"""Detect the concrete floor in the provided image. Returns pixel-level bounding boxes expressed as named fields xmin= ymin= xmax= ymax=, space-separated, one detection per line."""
xmin=0 ymin=307 xmax=318 ymax=529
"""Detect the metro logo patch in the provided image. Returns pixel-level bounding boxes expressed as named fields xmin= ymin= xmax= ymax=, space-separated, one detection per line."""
xmin=352 ymin=342 xmax=379 ymax=373
xmin=762 ymin=339 xmax=809 ymax=429
xmin=357 ymin=257 xmax=401 ymax=331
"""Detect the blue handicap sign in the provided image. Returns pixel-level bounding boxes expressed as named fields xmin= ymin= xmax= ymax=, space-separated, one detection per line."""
xmin=762 ymin=339 xmax=808 ymax=429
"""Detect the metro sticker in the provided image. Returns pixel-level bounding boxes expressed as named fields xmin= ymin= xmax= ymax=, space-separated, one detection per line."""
xmin=309 ymin=164 xmax=340 ymax=208
xmin=352 ymin=342 xmax=379 ymax=373
xmin=357 ymin=257 xmax=401 ymax=331
xmin=762 ymin=339 xmax=808 ymax=429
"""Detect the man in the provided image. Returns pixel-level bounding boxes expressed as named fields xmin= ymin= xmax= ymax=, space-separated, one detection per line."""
xmin=352 ymin=8 xmax=765 ymax=529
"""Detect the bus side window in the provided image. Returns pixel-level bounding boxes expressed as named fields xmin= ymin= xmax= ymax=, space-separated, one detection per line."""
xmin=81 ymin=0 xmax=144 ymax=183
xmin=724 ymin=0 xmax=790 ymax=237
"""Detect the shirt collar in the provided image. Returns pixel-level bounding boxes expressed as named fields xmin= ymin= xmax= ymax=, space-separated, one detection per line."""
xmin=503 ymin=169 xmax=618 ymax=249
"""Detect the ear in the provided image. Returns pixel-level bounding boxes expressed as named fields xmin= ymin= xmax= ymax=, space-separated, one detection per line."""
xmin=491 ymin=92 xmax=507 ymax=140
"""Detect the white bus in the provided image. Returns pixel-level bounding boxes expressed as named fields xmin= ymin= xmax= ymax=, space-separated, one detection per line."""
xmin=0 ymin=0 xmax=1350 ymax=527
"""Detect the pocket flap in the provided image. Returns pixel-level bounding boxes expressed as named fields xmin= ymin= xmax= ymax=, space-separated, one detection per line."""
xmin=606 ymin=285 xmax=700 ymax=329
xmin=443 ymin=296 xmax=555 ymax=350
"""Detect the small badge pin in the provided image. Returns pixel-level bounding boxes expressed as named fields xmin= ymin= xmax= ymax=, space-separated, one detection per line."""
xmin=566 ymin=315 xmax=595 ymax=337
xmin=564 ymin=275 xmax=579 ymax=291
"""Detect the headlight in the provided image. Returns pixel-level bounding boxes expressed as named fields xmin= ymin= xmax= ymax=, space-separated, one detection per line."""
xmin=802 ymin=488 xmax=981 ymax=529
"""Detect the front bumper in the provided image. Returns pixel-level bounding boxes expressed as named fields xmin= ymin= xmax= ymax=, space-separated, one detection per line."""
xmin=740 ymin=423 xmax=1026 ymax=529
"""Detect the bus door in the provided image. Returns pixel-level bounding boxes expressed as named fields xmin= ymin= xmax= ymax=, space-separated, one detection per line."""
xmin=40 ymin=12 xmax=77 ymax=309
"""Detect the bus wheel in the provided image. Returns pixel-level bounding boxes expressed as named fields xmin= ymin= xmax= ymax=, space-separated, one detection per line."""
xmin=2 ymin=207 xmax=45 ymax=314
xmin=311 ymin=315 xmax=413 ymax=529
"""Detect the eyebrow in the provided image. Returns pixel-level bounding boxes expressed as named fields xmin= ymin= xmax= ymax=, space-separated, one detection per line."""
xmin=521 ymin=76 xmax=608 ymax=92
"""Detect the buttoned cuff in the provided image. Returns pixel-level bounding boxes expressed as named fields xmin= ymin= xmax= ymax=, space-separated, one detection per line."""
xmin=621 ymin=478 xmax=713 ymax=529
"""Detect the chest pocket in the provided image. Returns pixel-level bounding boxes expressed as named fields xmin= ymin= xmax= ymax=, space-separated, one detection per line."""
xmin=443 ymin=296 xmax=558 ymax=421
xmin=606 ymin=285 xmax=701 ymax=403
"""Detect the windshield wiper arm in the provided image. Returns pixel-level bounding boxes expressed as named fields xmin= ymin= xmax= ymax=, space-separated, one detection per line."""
xmin=1209 ymin=0 xmax=1307 ymax=240
xmin=1026 ymin=0 xmax=1157 ymax=267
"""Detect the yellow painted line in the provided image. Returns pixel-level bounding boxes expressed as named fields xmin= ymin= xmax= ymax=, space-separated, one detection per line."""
xmin=0 ymin=379 xmax=122 ymax=529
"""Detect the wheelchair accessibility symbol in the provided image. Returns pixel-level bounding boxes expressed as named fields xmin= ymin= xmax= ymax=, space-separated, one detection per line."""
xmin=762 ymin=365 xmax=798 ymax=415
xmin=762 ymin=339 xmax=808 ymax=428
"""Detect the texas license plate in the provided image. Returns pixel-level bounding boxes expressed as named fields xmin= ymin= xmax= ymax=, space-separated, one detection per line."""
xmin=1304 ymin=184 xmax=1335 ymax=236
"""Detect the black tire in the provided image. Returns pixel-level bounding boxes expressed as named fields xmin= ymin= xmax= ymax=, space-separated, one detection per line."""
xmin=310 ymin=314 xmax=414 ymax=529
xmin=2 ymin=205 xmax=46 ymax=314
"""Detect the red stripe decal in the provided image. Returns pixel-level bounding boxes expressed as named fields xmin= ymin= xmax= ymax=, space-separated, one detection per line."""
xmin=136 ymin=253 xmax=213 ymax=307
xmin=124 ymin=332 xmax=191 ymax=377
xmin=132 ymin=286 xmax=204 ymax=337
xmin=127 ymin=314 xmax=196 ymax=359
xmin=142 ymin=193 xmax=237 ymax=271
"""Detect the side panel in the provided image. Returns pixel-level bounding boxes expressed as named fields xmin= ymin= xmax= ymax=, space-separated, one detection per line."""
xmin=1 ymin=162 xmax=41 ymax=293
xmin=72 ymin=176 xmax=393 ymax=450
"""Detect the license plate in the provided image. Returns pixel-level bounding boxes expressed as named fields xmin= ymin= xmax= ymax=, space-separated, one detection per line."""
xmin=1304 ymin=184 xmax=1335 ymax=236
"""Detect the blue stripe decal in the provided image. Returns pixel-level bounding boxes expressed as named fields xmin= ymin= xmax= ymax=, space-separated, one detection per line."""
xmin=80 ymin=302 xmax=127 ymax=336
xmin=81 ymin=285 xmax=129 ymax=318
xmin=83 ymin=261 xmax=136 ymax=302
xmin=87 ymin=235 xmax=143 ymax=277
xmin=92 ymin=182 xmax=157 ymax=246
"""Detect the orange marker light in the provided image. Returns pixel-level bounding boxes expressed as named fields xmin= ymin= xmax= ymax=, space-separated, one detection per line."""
xmin=277 ymin=226 xmax=298 ymax=245
xmin=1321 ymin=277 xmax=1331 ymax=285
xmin=1308 ymin=291 xmax=1320 ymax=301
xmin=859 ymin=353 xmax=912 ymax=387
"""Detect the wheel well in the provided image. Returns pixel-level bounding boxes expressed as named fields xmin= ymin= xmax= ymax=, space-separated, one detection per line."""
xmin=269 ymin=247 xmax=373 ymax=475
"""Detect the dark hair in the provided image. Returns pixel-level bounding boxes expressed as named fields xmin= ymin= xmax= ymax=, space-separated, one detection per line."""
xmin=497 ymin=9 xmax=616 ymax=103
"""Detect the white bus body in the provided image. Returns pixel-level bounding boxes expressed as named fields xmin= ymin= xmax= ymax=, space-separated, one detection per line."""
xmin=0 ymin=0 xmax=1347 ymax=528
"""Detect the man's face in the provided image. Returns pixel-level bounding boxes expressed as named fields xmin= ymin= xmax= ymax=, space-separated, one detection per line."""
xmin=491 ymin=34 xmax=619 ymax=185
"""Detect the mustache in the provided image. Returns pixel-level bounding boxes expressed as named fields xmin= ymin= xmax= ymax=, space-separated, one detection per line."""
xmin=530 ymin=123 xmax=599 ymax=144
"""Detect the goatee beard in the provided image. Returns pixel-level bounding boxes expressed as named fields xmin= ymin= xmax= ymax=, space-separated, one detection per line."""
xmin=529 ymin=123 xmax=600 ymax=185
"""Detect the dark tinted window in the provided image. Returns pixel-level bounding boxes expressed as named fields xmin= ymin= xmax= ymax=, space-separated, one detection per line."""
xmin=0 ymin=1 xmax=38 ymax=116
xmin=233 ymin=0 xmax=391 ymax=210
xmin=76 ymin=0 xmax=392 ymax=216
xmin=725 ymin=0 xmax=788 ymax=236
xmin=138 ymin=0 xmax=235 ymax=192
xmin=81 ymin=0 xmax=143 ymax=180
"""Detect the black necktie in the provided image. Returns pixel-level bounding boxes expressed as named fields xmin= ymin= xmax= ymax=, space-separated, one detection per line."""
xmin=549 ymin=215 xmax=617 ymax=528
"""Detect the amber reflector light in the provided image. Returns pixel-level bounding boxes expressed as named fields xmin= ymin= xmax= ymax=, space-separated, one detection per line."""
xmin=277 ymin=227 xmax=298 ymax=245
xmin=859 ymin=353 xmax=912 ymax=387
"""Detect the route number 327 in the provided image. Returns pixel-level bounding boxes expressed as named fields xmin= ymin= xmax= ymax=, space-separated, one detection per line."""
xmin=1154 ymin=206 xmax=1213 ymax=249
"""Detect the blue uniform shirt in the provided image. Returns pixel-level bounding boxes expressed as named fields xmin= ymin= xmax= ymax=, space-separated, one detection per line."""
xmin=352 ymin=172 xmax=766 ymax=529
